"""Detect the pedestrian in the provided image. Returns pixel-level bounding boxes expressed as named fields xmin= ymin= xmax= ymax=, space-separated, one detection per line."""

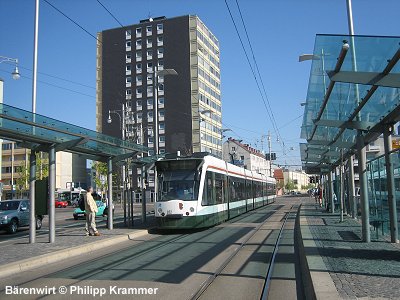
xmin=85 ymin=186 xmax=100 ymax=236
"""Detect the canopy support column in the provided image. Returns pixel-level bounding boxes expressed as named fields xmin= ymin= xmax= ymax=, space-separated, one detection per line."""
xmin=383 ymin=125 xmax=399 ymax=243
xmin=357 ymin=133 xmax=370 ymax=242
xmin=29 ymin=151 xmax=36 ymax=244
xmin=328 ymin=171 xmax=334 ymax=213
xmin=107 ymin=157 xmax=113 ymax=230
xmin=49 ymin=146 xmax=56 ymax=243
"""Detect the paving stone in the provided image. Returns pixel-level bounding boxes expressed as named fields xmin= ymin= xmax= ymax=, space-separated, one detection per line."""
xmin=301 ymin=200 xmax=400 ymax=299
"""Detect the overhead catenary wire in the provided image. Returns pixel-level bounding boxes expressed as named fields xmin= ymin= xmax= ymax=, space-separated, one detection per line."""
xmin=0 ymin=69 xmax=96 ymax=99
xmin=234 ymin=0 xmax=283 ymax=143
xmin=43 ymin=0 xmax=101 ymax=43
xmin=223 ymin=0 xmax=285 ymax=155
xmin=96 ymin=0 xmax=125 ymax=28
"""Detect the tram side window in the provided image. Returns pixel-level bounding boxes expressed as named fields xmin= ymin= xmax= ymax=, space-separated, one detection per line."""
xmin=215 ymin=173 xmax=224 ymax=204
xmin=229 ymin=178 xmax=237 ymax=202
xmin=246 ymin=180 xmax=252 ymax=200
xmin=202 ymin=171 xmax=215 ymax=206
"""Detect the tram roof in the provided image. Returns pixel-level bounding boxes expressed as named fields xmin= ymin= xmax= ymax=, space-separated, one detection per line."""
xmin=300 ymin=34 xmax=400 ymax=174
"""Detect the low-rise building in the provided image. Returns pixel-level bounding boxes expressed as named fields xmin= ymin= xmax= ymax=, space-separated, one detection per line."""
xmin=223 ymin=138 xmax=271 ymax=176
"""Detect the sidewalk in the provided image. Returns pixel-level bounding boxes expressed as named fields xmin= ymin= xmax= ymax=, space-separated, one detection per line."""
xmin=0 ymin=215 xmax=156 ymax=279
xmin=298 ymin=200 xmax=400 ymax=299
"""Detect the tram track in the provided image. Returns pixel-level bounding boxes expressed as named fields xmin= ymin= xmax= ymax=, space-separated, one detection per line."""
xmin=189 ymin=203 xmax=297 ymax=300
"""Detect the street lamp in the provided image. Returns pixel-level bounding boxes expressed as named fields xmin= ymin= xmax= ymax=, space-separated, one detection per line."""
xmin=153 ymin=67 xmax=178 ymax=156
xmin=0 ymin=56 xmax=20 ymax=80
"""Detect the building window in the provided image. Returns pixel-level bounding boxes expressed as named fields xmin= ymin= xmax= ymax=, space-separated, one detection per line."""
xmin=158 ymin=60 xmax=164 ymax=67
xmin=147 ymin=62 xmax=153 ymax=72
xmin=136 ymin=51 xmax=142 ymax=61
xmin=159 ymin=123 xmax=165 ymax=130
xmin=147 ymin=50 xmax=153 ymax=60
xmin=136 ymin=87 xmax=142 ymax=97
xmin=157 ymin=36 xmax=163 ymax=45
xmin=136 ymin=39 xmax=142 ymax=49
xmin=159 ymin=149 xmax=165 ymax=154
xmin=137 ymin=112 xmax=142 ymax=121
xmin=159 ymin=136 xmax=165 ymax=142
xmin=147 ymin=37 xmax=152 ymax=48
xmin=147 ymin=74 xmax=153 ymax=84
xmin=126 ymin=65 xmax=131 ymax=72
xmin=136 ymin=28 xmax=142 ymax=34
xmin=136 ymin=99 xmax=142 ymax=106
xmin=157 ymin=23 xmax=163 ymax=32
xmin=126 ymin=41 xmax=131 ymax=47
xmin=158 ymin=83 xmax=164 ymax=91
xmin=148 ymin=137 xmax=154 ymax=143
xmin=146 ymin=25 xmax=152 ymax=35
xmin=147 ymin=86 xmax=153 ymax=96
xmin=157 ymin=48 xmax=164 ymax=58
xmin=158 ymin=97 xmax=165 ymax=105
xmin=136 ymin=75 xmax=142 ymax=85
xmin=159 ymin=110 xmax=165 ymax=117
xmin=232 ymin=147 xmax=236 ymax=152
xmin=147 ymin=98 xmax=153 ymax=107
xmin=147 ymin=111 xmax=153 ymax=118
xmin=126 ymin=89 xmax=132 ymax=95
xmin=126 ymin=54 xmax=131 ymax=62
xmin=126 ymin=29 xmax=131 ymax=38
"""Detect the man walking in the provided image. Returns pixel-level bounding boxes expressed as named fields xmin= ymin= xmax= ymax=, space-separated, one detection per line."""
xmin=85 ymin=186 xmax=100 ymax=236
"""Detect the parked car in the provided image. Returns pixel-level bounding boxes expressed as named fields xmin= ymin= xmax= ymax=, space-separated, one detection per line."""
xmin=55 ymin=199 xmax=68 ymax=208
xmin=0 ymin=199 xmax=44 ymax=234
xmin=73 ymin=200 xmax=106 ymax=220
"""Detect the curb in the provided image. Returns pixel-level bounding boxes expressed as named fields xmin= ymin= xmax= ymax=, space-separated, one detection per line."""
xmin=0 ymin=229 xmax=149 ymax=279
xmin=297 ymin=205 xmax=340 ymax=300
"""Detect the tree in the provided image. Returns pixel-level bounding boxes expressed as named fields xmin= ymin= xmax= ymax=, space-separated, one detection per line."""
xmin=15 ymin=152 xmax=49 ymax=197
xmin=92 ymin=161 xmax=108 ymax=196
xmin=15 ymin=165 xmax=29 ymax=198
xmin=285 ymin=180 xmax=297 ymax=191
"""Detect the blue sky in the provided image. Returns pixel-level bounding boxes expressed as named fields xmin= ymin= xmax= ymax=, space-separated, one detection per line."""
xmin=0 ymin=0 xmax=399 ymax=168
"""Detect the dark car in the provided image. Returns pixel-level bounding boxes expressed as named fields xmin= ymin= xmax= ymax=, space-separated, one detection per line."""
xmin=0 ymin=199 xmax=44 ymax=234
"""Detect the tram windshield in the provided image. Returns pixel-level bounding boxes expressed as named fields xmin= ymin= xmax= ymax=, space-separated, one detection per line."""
xmin=156 ymin=159 xmax=201 ymax=201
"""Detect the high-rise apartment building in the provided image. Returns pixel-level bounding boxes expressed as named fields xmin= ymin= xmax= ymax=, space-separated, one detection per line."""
xmin=96 ymin=15 xmax=222 ymax=189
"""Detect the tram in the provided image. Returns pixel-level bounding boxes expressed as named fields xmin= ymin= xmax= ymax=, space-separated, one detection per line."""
xmin=155 ymin=153 xmax=276 ymax=229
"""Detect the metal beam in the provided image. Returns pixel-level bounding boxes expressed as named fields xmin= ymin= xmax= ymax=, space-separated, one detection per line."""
xmin=308 ymin=41 xmax=350 ymax=142
xmin=54 ymin=137 xmax=89 ymax=152
xmin=327 ymin=70 xmax=400 ymax=88
xmin=326 ymin=46 xmax=400 ymax=150
xmin=112 ymin=151 xmax=138 ymax=164
xmin=0 ymin=111 xmax=149 ymax=153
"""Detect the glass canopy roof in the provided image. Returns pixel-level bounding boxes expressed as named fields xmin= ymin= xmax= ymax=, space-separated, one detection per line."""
xmin=0 ymin=103 xmax=150 ymax=162
xmin=300 ymin=34 xmax=400 ymax=173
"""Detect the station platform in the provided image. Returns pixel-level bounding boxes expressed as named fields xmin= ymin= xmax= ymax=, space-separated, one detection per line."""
xmin=299 ymin=200 xmax=400 ymax=299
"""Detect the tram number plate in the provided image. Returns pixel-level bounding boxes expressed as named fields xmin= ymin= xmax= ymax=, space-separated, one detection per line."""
xmin=167 ymin=210 xmax=172 ymax=215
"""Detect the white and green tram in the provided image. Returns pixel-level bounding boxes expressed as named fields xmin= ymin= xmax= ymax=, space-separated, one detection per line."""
xmin=155 ymin=153 xmax=276 ymax=229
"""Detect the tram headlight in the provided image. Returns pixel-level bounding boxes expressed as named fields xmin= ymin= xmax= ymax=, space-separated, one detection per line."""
xmin=190 ymin=207 xmax=194 ymax=212
xmin=157 ymin=207 xmax=163 ymax=214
